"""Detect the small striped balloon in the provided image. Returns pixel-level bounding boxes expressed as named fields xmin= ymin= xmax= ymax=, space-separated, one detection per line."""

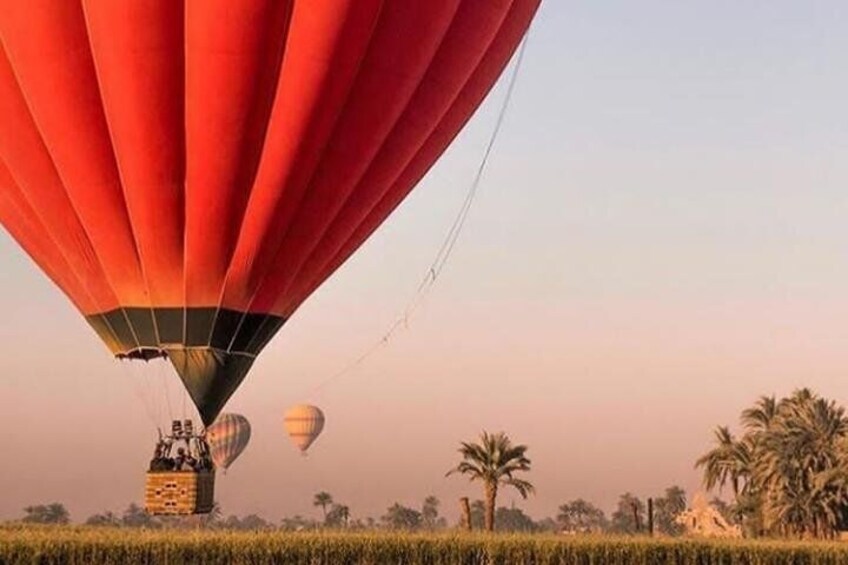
xmin=206 ymin=413 xmax=251 ymax=471
xmin=283 ymin=404 xmax=325 ymax=454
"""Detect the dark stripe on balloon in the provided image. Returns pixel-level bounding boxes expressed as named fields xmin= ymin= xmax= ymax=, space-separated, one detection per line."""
xmin=86 ymin=308 xmax=287 ymax=359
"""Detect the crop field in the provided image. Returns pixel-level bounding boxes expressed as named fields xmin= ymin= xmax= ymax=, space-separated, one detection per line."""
xmin=3 ymin=527 xmax=848 ymax=565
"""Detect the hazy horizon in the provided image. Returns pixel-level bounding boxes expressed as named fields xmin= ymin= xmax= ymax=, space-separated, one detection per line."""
xmin=4 ymin=1 xmax=848 ymax=524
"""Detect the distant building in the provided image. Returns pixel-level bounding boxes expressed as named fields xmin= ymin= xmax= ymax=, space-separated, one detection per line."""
xmin=675 ymin=493 xmax=741 ymax=539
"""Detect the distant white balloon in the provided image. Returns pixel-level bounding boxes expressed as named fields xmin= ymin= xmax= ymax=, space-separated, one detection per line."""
xmin=283 ymin=404 xmax=325 ymax=454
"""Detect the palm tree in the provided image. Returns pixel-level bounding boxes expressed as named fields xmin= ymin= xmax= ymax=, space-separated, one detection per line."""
xmin=754 ymin=395 xmax=848 ymax=537
xmin=313 ymin=492 xmax=333 ymax=522
xmin=695 ymin=426 xmax=752 ymax=497
xmin=446 ymin=431 xmax=534 ymax=532
xmin=741 ymin=395 xmax=778 ymax=433
xmin=697 ymin=389 xmax=848 ymax=539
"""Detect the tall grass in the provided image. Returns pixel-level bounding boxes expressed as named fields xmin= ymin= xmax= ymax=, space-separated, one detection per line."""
xmin=3 ymin=525 xmax=848 ymax=564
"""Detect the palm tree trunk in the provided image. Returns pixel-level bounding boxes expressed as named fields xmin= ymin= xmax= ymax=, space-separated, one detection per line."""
xmin=647 ymin=498 xmax=653 ymax=536
xmin=632 ymin=502 xmax=641 ymax=533
xmin=459 ymin=498 xmax=472 ymax=532
xmin=484 ymin=482 xmax=497 ymax=532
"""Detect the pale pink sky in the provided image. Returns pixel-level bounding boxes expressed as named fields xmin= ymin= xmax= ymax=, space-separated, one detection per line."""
xmin=3 ymin=1 xmax=848 ymax=523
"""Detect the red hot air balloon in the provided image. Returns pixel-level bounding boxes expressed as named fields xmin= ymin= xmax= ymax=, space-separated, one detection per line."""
xmin=0 ymin=0 xmax=540 ymax=426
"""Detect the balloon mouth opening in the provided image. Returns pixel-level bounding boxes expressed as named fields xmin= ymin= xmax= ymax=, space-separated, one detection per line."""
xmin=118 ymin=347 xmax=169 ymax=362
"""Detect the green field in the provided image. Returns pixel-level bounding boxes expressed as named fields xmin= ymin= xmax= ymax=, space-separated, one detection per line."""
xmin=3 ymin=527 xmax=848 ymax=565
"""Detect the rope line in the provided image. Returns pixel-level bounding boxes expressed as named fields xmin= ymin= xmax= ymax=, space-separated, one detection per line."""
xmin=161 ymin=359 xmax=174 ymax=424
xmin=122 ymin=359 xmax=158 ymax=427
xmin=305 ymin=34 xmax=531 ymax=398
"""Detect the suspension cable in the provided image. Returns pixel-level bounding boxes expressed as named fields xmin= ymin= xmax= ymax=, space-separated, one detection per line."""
xmin=303 ymin=33 xmax=532 ymax=398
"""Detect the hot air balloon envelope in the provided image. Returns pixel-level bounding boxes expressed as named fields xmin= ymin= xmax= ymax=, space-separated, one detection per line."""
xmin=284 ymin=404 xmax=325 ymax=453
xmin=206 ymin=413 xmax=252 ymax=471
xmin=0 ymin=0 xmax=540 ymax=424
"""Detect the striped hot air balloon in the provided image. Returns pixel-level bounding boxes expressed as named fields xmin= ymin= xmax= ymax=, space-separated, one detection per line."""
xmin=283 ymin=404 xmax=325 ymax=454
xmin=206 ymin=413 xmax=251 ymax=471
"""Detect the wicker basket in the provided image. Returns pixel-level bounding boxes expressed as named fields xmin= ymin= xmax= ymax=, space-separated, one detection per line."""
xmin=144 ymin=470 xmax=215 ymax=515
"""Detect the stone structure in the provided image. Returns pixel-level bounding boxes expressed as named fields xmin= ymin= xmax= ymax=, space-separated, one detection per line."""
xmin=675 ymin=492 xmax=742 ymax=538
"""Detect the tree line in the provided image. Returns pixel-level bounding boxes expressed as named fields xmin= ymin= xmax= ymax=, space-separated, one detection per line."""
xmin=10 ymin=487 xmax=692 ymax=535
